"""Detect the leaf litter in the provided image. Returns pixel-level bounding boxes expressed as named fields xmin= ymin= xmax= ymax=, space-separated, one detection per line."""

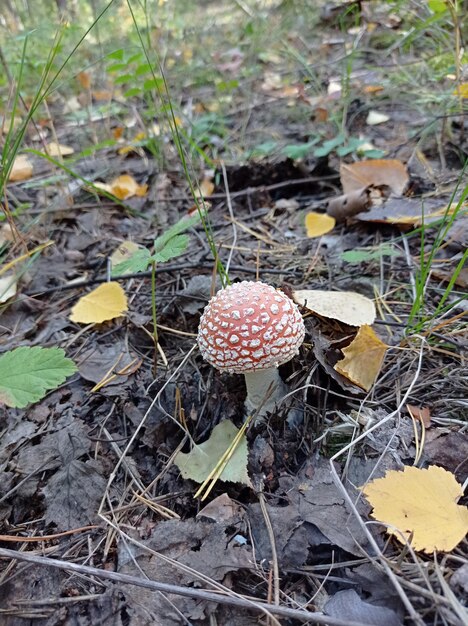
xmin=1 ymin=2 xmax=467 ymax=625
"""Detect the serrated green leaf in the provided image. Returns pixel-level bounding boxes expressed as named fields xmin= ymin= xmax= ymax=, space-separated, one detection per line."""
xmin=0 ymin=347 xmax=77 ymax=408
xmin=112 ymin=247 xmax=151 ymax=276
xmin=151 ymin=234 xmax=189 ymax=262
xmin=282 ymin=139 xmax=319 ymax=160
xmin=341 ymin=245 xmax=401 ymax=264
xmin=153 ymin=212 xmax=202 ymax=251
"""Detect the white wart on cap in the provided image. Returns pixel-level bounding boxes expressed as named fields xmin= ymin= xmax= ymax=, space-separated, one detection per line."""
xmin=197 ymin=281 xmax=305 ymax=374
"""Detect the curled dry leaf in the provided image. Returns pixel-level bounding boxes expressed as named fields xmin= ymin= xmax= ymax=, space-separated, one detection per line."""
xmin=340 ymin=159 xmax=409 ymax=196
xmin=69 ymin=282 xmax=128 ymax=324
xmin=362 ymin=465 xmax=468 ymax=553
xmin=326 ymin=187 xmax=371 ymax=221
xmin=356 ymin=197 xmax=464 ymax=226
xmin=407 ymin=404 xmax=431 ymax=428
xmin=42 ymin=142 xmax=74 ymax=157
xmin=94 ymin=174 xmax=148 ymax=200
xmin=293 ymin=289 xmax=376 ymax=326
xmin=9 ymin=154 xmax=33 ymax=182
xmin=305 ymin=211 xmax=336 ymax=237
xmin=334 ymin=325 xmax=388 ymax=391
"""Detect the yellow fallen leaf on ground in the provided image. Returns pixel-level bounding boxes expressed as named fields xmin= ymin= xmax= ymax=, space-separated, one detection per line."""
xmin=42 ymin=142 xmax=74 ymax=157
xmin=340 ymin=159 xmax=409 ymax=196
xmin=335 ymin=325 xmax=387 ymax=391
xmin=293 ymin=290 xmax=376 ymax=326
xmin=305 ymin=211 xmax=336 ymax=237
xmin=362 ymin=465 xmax=468 ymax=553
xmin=453 ymin=83 xmax=468 ymax=98
xmin=94 ymin=174 xmax=148 ymax=200
xmin=69 ymin=282 xmax=128 ymax=324
xmin=195 ymin=176 xmax=215 ymax=199
xmin=9 ymin=155 xmax=33 ymax=182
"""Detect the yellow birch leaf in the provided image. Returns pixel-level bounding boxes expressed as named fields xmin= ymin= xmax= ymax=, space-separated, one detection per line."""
xmin=9 ymin=155 xmax=33 ymax=182
xmin=69 ymin=282 xmax=128 ymax=324
xmin=43 ymin=142 xmax=74 ymax=157
xmin=93 ymin=175 xmax=148 ymax=200
xmin=305 ymin=212 xmax=336 ymax=237
xmin=362 ymin=465 xmax=468 ymax=553
xmin=453 ymin=83 xmax=468 ymax=98
xmin=334 ymin=325 xmax=387 ymax=390
xmin=293 ymin=290 xmax=376 ymax=326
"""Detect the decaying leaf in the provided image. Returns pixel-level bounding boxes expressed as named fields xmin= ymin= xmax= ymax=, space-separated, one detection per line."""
xmin=69 ymin=282 xmax=128 ymax=324
xmin=174 ymin=420 xmax=252 ymax=487
xmin=407 ymin=404 xmax=431 ymax=428
xmin=305 ymin=211 xmax=336 ymax=237
xmin=341 ymin=159 xmax=409 ymax=196
xmin=326 ymin=187 xmax=371 ymax=220
xmin=196 ymin=176 xmax=215 ymax=199
xmin=110 ymin=241 xmax=141 ymax=269
xmin=325 ymin=589 xmax=402 ymax=626
xmin=362 ymin=465 xmax=468 ymax=553
xmin=356 ymin=197 xmax=464 ymax=226
xmin=293 ymin=289 xmax=376 ymax=326
xmin=42 ymin=141 xmax=74 ymax=157
xmin=94 ymin=174 xmax=148 ymax=200
xmin=0 ymin=274 xmax=17 ymax=303
xmin=8 ymin=154 xmax=33 ymax=182
xmin=335 ymin=325 xmax=388 ymax=391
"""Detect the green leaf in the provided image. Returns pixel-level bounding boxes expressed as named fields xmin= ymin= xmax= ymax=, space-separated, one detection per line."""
xmin=0 ymin=347 xmax=77 ymax=408
xmin=428 ymin=0 xmax=447 ymax=13
xmin=153 ymin=212 xmax=202 ymax=252
xmin=112 ymin=247 xmax=151 ymax=276
xmin=314 ymin=134 xmax=345 ymax=157
xmin=174 ymin=420 xmax=252 ymax=487
xmin=135 ymin=63 xmax=152 ymax=76
xmin=107 ymin=49 xmax=124 ymax=61
xmin=341 ymin=245 xmax=401 ymax=264
xmin=151 ymin=234 xmax=189 ymax=262
xmin=124 ymin=87 xmax=141 ymax=98
xmin=114 ymin=73 xmax=134 ymax=85
xmin=282 ymin=138 xmax=321 ymax=160
xmin=106 ymin=62 xmax=128 ymax=73
xmin=143 ymin=77 xmax=164 ymax=92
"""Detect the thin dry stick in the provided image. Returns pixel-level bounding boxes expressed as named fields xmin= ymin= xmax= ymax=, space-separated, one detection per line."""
xmin=221 ymin=160 xmax=237 ymax=276
xmin=258 ymin=492 xmax=280 ymax=607
xmin=0 ymin=547 xmax=367 ymax=626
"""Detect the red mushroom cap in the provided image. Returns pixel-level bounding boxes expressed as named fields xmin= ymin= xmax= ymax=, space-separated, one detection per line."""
xmin=197 ymin=281 xmax=305 ymax=373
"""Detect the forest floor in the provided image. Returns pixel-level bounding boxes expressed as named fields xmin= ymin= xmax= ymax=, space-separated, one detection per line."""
xmin=0 ymin=1 xmax=467 ymax=625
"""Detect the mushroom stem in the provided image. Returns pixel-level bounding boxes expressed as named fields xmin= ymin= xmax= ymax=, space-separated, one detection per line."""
xmin=244 ymin=367 xmax=287 ymax=417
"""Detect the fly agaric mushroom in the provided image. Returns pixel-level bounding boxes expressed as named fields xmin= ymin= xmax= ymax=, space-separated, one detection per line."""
xmin=197 ymin=281 xmax=305 ymax=418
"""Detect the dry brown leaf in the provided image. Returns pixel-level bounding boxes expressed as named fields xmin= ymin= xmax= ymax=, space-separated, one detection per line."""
xmin=407 ymin=404 xmax=431 ymax=428
xmin=326 ymin=188 xmax=371 ymax=221
xmin=94 ymin=174 xmax=148 ymax=200
xmin=293 ymin=290 xmax=376 ymax=326
xmin=341 ymin=159 xmax=409 ymax=196
xmin=77 ymin=71 xmax=91 ymax=89
xmin=362 ymin=465 xmax=468 ymax=553
xmin=334 ymin=325 xmax=388 ymax=391
xmin=196 ymin=177 xmax=215 ymax=199
xmin=356 ymin=197 xmax=464 ymax=226
xmin=9 ymin=155 xmax=33 ymax=182
xmin=43 ymin=142 xmax=74 ymax=157
xmin=305 ymin=211 xmax=336 ymax=237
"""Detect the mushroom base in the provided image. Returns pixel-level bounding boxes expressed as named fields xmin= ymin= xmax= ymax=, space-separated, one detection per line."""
xmin=244 ymin=367 xmax=288 ymax=419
